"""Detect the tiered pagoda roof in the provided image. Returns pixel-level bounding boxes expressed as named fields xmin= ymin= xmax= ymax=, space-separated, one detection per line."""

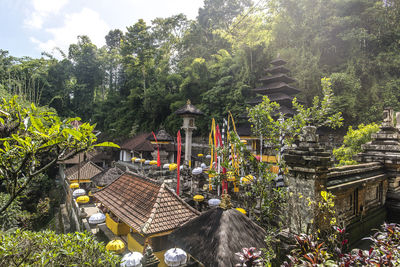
xmin=249 ymin=58 xmax=301 ymax=116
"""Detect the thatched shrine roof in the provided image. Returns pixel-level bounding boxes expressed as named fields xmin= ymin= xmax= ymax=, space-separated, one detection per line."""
xmin=94 ymin=173 xmax=199 ymax=235
xmin=91 ymin=167 xmax=124 ymax=187
xmin=147 ymin=129 xmax=174 ymax=142
xmin=270 ymin=58 xmax=287 ymax=66
xmin=175 ymin=100 xmax=203 ymax=116
xmin=265 ymin=65 xmax=290 ymax=74
xmin=252 ymin=82 xmax=301 ymax=96
xmin=168 ymin=207 xmax=267 ymax=267
xmin=259 ymin=73 xmax=296 ymax=84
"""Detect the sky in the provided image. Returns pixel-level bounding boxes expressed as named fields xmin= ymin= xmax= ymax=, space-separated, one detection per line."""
xmin=0 ymin=0 xmax=204 ymax=58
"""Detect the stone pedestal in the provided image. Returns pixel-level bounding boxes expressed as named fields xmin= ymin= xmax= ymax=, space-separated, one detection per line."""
xmin=356 ymin=108 xmax=400 ymax=222
xmin=151 ymin=149 xmax=169 ymax=164
xmin=284 ymin=126 xmax=333 ymax=233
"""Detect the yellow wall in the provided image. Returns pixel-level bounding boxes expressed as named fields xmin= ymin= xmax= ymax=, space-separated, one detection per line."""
xmin=127 ymin=231 xmax=169 ymax=267
xmin=127 ymin=233 xmax=143 ymax=251
xmin=106 ymin=213 xmax=130 ymax=235
xmin=154 ymin=249 xmax=168 ymax=267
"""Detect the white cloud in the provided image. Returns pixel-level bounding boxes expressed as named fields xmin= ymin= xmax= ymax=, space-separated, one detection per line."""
xmin=32 ymin=8 xmax=109 ymax=55
xmin=25 ymin=0 xmax=69 ymax=29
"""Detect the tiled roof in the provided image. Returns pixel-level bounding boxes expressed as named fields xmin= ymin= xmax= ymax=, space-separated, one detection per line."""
xmin=65 ymin=161 xmax=104 ymax=181
xmin=94 ymin=173 xmax=199 ymax=235
xmin=120 ymin=133 xmax=154 ymax=152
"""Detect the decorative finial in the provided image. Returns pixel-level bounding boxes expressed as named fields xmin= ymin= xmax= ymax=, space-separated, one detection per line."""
xmin=219 ymin=191 xmax=232 ymax=210
xmin=186 ymin=99 xmax=191 ymax=105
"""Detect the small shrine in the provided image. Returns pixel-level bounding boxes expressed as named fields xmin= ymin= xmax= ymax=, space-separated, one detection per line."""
xmin=93 ymin=173 xmax=199 ymax=267
xmin=175 ymin=100 xmax=204 ymax=166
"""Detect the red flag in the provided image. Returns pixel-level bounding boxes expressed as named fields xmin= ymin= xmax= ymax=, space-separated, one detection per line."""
xmin=152 ymin=131 xmax=161 ymax=167
xmin=177 ymin=130 xmax=182 ymax=195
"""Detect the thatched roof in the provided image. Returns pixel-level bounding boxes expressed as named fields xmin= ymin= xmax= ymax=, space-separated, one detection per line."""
xmin=175 ymin=100 xmax=203 ymax=116
xmin=168 ymin=208 xmax=267 ymax=267
xmin=91 ymin=167 xmax=124 ymax=187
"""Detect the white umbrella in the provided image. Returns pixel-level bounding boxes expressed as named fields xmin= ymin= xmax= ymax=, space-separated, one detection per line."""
xmin=205 ymin=154 xmax=212 ymax=159
xmin=164 ymin=248 xmax=187 ymax=266
xmin=72 ymin=189 xmax=86 ymax=198
xmin=200 ymin=163 xmax=207 ymax=169
xmin=180 ymin=165 xmax=184 ymax=170
xmin=144 ymin=160 xmax=151 ymax=165
xmin=208 ymin=198 xmax=221 ymax=207
xmin=192 ymin=167 xmax=203 ymax=175
xmin=121 ymin=252 xmax=143 ymax=267
xmin=134 ymin=158 xmax=141 ymax=163
xmin=163 ymin=163 xmax=170 ymax=169
xmin=88 ymin=213 xmax=106 ymax=224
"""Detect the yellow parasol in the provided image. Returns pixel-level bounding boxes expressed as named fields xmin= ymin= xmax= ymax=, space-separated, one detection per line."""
xmin=106 ymin=240 xmax=125 ymax=254
xmin=69 ymin=183 xmax=79 ymax=189
xmin=193 ymin=195 xmax=204 ymax=202
xmin=76 ymin=195 xmax=90 ymax=204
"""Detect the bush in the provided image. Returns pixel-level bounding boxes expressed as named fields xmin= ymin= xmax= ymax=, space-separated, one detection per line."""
xmin=0 ymin=229 xmax=120 ymax=266
xmin=333 ymin=123 xmax=379 ymax=166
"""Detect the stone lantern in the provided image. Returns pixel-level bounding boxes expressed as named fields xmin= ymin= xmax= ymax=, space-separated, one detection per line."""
xmin=175 ymin=100 xmax=203 ymax=166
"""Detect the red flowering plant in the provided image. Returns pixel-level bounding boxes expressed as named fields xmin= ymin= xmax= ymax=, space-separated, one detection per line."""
xmin=337 ymin=223 xmax=400 ymax=266
xmin=235 ymin=247 xmax=264 ymax=267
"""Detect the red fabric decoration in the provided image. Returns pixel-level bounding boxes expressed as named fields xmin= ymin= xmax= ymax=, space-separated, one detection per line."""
xmin=152 ymin=131 xmax=161 ymax=167
xmin=177 ymin=130 xmax=182 ymax=195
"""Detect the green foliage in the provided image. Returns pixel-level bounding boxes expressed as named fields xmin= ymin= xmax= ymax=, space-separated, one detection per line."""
xmin=0 ymin=96 xmax=118 ymax=215
xmin=248 ymin=78 xmax=343 ymax=147
xmin=0 ymin=193 xmax=23 ymax=230
xmin=0 ymin=229 xmax=120 ymax=266
xmin=1 ymin=0 xmax=400 ymax=139
xmin=333 ymin=123 xmax=380 ymax=166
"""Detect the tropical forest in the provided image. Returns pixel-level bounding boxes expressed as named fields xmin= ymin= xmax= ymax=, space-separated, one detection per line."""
xmin=1 ymin=0 xmax=400 ymax=266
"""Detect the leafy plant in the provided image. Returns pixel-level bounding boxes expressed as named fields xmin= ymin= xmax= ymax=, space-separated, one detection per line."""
xmin=0 ymin=96 xmax=119 ymax=215
xmin=333 ymin=123 xmax=380 ymax=166
xmin=248 ymin=77 xmax=343 ymax=149
xmin=0 ymin=229 xmax=121 ymax=266
xmin=235 ymin=247 xmax=263 ymax=267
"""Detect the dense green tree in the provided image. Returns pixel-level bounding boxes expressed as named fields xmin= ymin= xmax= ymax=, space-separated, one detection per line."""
xmin=0 ymin=96 xmax=117 ymax=215
xmin=68 ymin=36 xmax=102 ymax=120
xmin=0 ymin=229 xmax=120 ymax=266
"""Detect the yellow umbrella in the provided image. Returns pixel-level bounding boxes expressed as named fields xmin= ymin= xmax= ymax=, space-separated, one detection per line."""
xmin=131 ymin=157 xmax=137 ymax=161
xmin=169 ymin=163 xmax=177 ymax=171
xmin=149 ymin=160 xmax=158 ymax=165
xmin=139 ymin=159 xmax=146 ymax=163
xmin=236 ymin=208 xmax=246 ymax=215
xmin=106 ymin=240 xmax=125 ymax=254
xmin=193 ymin=195 xmax=204 ymax=202
xmin=197 ymin=153 xmax=204 ymax=157
xmin=70 ymin=183 xmax=79 ymax=189
xmin=226 ymin=171 xmax=236 ymax=182
xmin=76 ymin=196 xmax=90 ymax=204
